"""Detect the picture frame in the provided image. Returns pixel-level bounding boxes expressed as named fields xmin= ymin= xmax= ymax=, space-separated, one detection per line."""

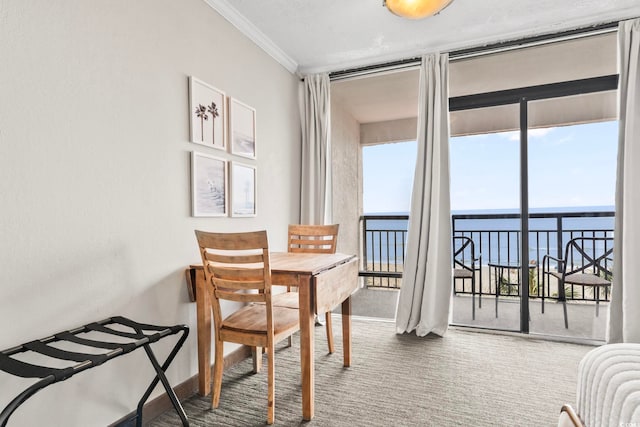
xmin=189 ymin=76 xmax=226 ymax=150
xmin=191 ymin=151 xmax=227 ymax=217
xmin=229 ymin=98 xmax=256 ymax=159
xmin=230 ymin=162 xmax=257 ymax=217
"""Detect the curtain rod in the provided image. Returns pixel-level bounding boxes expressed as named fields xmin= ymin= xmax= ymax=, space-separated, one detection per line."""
xmin=328 ymin=20 xmax=620 ymax=82
xmin=450 ymin=21 xmax=618 ymax=61
xmin=329 ymin=58 xmax=421 ymax=81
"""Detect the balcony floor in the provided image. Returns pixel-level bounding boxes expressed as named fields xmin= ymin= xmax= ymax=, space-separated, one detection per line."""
xmin=347 ymin=287 xmax=607 ymax=341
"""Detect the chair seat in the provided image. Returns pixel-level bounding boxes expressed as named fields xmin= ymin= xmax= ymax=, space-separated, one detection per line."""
xmin=453 ymin=268 xmax=473 ymax=279
xmin=222 ymin=303 xmax=300 ymax=337
xmin=550 ymin=271 xmax=611 ymax=286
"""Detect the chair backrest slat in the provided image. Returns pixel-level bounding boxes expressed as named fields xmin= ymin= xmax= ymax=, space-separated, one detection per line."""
xmin=210 ymin=277 xmax=264 ymax=291
xmin=208 ymin=265 xmax=265 ymax=281
xmin=205 ymin=252 xmax=265 ymax=264
xmin=214 ymin=290 xmax=266 ymax=303
xmin=197 ymin=231 xmax=269 ymax=250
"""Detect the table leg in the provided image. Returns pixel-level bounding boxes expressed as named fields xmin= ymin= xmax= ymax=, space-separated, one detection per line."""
xmin=194 ymin=268 xmax=211 ymax=396
xmin=342 ymin=296 xmax=352 ymax=367
xmin=298 ymin=274 xmax=315 ymax=420
xmin=252 ymin=347 xmax=262 ymax=373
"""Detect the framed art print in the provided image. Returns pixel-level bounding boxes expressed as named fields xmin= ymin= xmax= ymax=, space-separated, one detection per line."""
xmin=231 ymin=162 xmax=256 ymax=217
xmin=229 ymin=98 xmax=256 ymax=159
xmin=189 ymin=76 xmax=226 ymax=150
xmin=191 ymin=151 xmax=227 ymax=217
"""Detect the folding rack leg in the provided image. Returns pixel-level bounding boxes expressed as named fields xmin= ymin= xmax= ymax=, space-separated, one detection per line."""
xmin=135 ymin=331 xmax=189 ymax=427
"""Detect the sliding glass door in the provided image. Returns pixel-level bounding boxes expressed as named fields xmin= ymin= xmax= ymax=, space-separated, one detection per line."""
xmin=526 ymin=91 xmax=618 ymax=340
xmin=450 ymin=103 xmax=522 ymax=332
xmin=450 ymin=80 xmax=618 ymax=339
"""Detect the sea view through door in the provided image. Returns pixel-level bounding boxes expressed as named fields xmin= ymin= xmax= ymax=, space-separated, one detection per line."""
xmin=359 ymin=90 xmax=618 ymax=341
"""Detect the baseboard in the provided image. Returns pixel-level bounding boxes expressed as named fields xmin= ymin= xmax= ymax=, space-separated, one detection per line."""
xmin=110 ymin=345 xmax=252 ymax=427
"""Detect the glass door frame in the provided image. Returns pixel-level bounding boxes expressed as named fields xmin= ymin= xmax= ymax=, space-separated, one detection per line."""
xmin=449 ymin=74 xmax=619 ymax=333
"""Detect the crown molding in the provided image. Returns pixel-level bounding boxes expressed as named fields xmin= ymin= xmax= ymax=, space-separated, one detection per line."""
xmin=203 ymin=0 xmax=299 ymax=74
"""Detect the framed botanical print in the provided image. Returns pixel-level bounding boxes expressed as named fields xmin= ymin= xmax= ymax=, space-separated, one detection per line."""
xmin=189 ymin=76 xmax=226 ymax=150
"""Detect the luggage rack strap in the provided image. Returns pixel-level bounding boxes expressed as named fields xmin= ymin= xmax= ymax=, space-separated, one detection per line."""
xmin=54 ymin=332 xmax=136 ymax=352
xmin=0 ymin=354 xmax=64 ymax=379
xmin=112 ymin=316 xmax=177 ymax=333
xmin=85 ymin=322 xmax=148 ymax=341
xmin=23 ymin=341 xmax=109 ymax=365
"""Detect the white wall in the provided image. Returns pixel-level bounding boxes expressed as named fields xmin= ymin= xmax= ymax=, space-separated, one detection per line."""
xmin=0 ymin=1 xmax=300 ymax=425
xmin=330 ymin=100 xmax=361 ymax=256
xmin=360 ymin=118 xmax=418 ymax=146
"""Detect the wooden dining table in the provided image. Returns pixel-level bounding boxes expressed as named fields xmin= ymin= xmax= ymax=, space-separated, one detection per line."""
xmin=186 ymin=251 xmax=358 ymax=420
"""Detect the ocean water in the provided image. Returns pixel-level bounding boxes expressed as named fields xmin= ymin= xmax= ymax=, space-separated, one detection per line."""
xmin=363 ymin=206 xmax=615 ymax=264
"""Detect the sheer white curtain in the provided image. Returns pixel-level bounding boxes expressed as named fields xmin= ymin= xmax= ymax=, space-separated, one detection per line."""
xmin=395 ymin=53 xmax=452 ymax=337
xmin=608 ymin=18 xmax=640 ymax=343
xmin=299 ymin=74 xmax=332 ymax=224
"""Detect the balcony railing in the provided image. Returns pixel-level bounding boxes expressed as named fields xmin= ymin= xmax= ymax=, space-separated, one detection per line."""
xmin=360 ymin=211 xmax=615 ymax=302
xmin=361 ymin=215 xmax=408 ymax=289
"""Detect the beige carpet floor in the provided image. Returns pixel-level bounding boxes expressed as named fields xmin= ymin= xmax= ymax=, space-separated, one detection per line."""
xmin=149 ymin=317 xmax=593 ymax=426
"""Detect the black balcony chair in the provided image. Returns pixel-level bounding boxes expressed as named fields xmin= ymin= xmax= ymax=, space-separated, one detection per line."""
xmin=542 ymin=236 xmax=613 ymax=329
xmin=453 ymin=236 xmax=482 ymax=320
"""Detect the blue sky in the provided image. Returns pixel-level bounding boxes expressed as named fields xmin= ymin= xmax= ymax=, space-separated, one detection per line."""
xmin=362 ymin=120 xmax=618 ymax=214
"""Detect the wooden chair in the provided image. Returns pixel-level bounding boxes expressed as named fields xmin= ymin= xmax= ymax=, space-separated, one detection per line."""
xmin=542 ymin=236 xmax=613 ymax=329
xmin=271 ymin=224 xmax=339 ymax=353
xmin=194 ymin=230 xmax=300 ymax=425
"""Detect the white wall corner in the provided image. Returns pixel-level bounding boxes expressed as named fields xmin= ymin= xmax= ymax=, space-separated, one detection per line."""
xmin=203 ymin=0 xmax=299 ymax=74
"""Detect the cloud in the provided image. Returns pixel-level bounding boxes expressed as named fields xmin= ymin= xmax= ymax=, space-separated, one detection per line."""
xmin=529 ymin=128 xmax=554 ymax=138
xmin=553 ymin=134 xmax=575 ymax=145
xmin=504 ymin=131 xmax=519 ymax=141
xmin=501 ymin=128 xmax=555 ymax=141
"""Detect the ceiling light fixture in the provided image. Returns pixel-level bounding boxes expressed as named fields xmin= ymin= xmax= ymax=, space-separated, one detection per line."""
xmin=384 ymin=0 xmax=454 ymax=19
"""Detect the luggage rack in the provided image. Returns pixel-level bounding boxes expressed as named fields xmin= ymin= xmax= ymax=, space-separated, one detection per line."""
xmin=0 ymin=316 xmax=189 ymax=427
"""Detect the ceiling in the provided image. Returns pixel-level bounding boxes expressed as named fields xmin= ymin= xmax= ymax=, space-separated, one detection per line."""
xmin=204 ymin=1 xmax=639 ymax=127
xmin=332 ymin=31 xmax=619 ymax=124
xmin=205 ymin=0 xmax=640 ymax=75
